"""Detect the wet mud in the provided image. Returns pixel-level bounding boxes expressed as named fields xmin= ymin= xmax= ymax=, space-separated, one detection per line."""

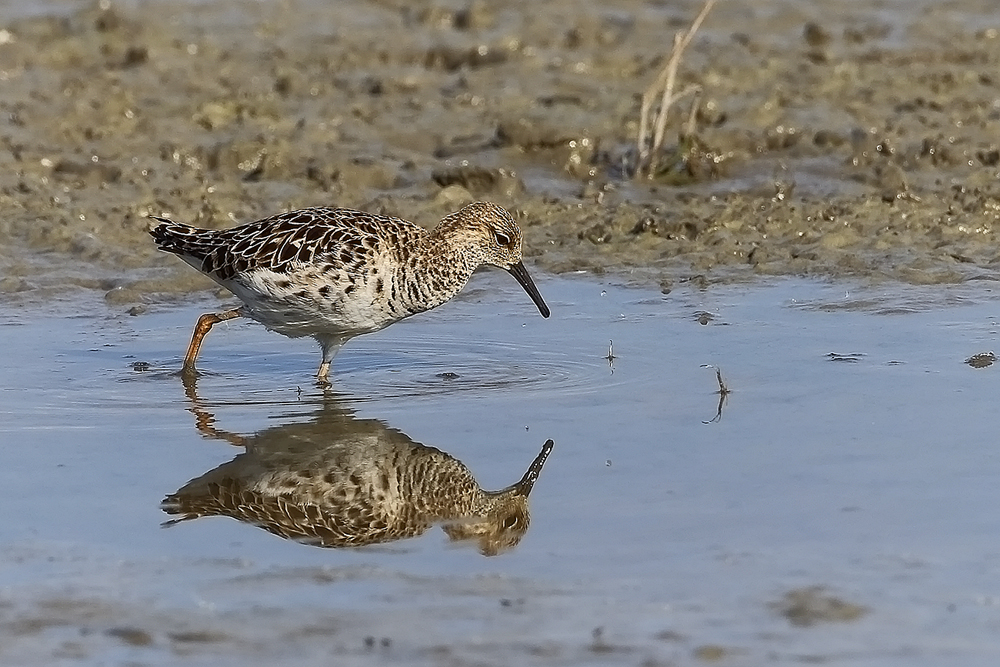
xmin=1 ymin=0 xmax=999 ymax=308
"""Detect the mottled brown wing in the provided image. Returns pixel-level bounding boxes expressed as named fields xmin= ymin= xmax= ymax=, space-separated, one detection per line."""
xmin=162 ymin=480 xmax=414 ymax=548
xmin=150 ymin=207 xmax=414 ymax=280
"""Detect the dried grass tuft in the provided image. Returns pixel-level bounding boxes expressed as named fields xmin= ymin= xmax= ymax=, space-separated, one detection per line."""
xmin=635 ymin=0 xmax=717 ymax=179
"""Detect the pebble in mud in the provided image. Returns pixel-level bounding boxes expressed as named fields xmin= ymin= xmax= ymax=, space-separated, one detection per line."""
xmin=770 ymin=586 xmax=868 ymax=627
xmin=965 ymin=351 xmax=996 ymax=368
xmin=104 ymin=627 xmax=154 ymax=647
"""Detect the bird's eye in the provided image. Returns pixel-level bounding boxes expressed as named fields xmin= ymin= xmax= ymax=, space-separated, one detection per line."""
xmin=502 ymin=515 xmax=519 ymax=529
xmin=494 ymin=232 xmax=511 ymax=246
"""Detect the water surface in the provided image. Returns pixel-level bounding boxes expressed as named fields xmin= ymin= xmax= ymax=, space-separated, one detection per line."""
xmin=2 ymin=273 xmax=999 ymax=665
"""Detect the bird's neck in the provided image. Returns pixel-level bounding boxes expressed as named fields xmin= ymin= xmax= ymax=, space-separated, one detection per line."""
xmin=397 ymin=228 xmax=479 ymax=313
xmin=397 ymin=448 xmax=483 ymax=517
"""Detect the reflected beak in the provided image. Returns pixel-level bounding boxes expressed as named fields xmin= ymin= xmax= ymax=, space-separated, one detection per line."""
xmin=509 ymin=439 xmax=554 ymax=496
xmin=506 ymin=261 xmax=550 ymax=318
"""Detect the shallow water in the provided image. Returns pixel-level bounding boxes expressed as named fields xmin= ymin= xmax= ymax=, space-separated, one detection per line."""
xmin=2 ymin=272 xmax=999 ymax=665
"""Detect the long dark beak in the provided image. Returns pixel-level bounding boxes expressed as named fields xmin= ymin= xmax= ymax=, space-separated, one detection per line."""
xmin=506 ymin=262 xmax=550 ymax=318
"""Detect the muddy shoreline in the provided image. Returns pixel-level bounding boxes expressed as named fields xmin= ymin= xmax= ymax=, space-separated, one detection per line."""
xmin=0 ymin=0 xmax=998 ymax=307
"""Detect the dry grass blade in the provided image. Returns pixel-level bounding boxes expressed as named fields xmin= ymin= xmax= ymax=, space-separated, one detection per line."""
xmin=636 ymin=0 xmax=717 ymax=178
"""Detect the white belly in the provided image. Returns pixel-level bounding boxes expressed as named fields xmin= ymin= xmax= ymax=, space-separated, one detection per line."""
xmin=223 ymin=267 xmax=405 ymax=339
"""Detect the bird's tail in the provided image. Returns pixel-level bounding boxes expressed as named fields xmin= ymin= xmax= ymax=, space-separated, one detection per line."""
xmin=148 ymin=216 xmax=217 ymax=260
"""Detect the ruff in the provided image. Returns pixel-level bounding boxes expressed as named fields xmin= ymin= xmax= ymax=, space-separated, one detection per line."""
xmin=150 ymin=201 xmax=549 ymax=380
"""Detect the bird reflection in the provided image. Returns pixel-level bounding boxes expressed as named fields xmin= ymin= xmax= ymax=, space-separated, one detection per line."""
xmin=163 ymin=383 xmax=553 ymax=556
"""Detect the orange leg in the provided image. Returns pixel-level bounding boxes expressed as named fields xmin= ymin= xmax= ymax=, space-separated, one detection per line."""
xmin=183 ymin=309 xmax=242 ymax=372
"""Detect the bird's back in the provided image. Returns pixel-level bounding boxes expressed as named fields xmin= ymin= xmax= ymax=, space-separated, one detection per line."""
xmin=149 ymin=207 xmax=425 ymax=282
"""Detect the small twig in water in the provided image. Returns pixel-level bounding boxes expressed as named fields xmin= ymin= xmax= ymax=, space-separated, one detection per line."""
xmin=714 ymin=367 xmax=730 ymax=396
xmin=702 ymin=365 xmax=730 ymax=424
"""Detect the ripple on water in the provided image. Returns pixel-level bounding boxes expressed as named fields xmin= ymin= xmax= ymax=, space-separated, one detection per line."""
xmin=306 ymin=331 xmax=647 ymax=401
xmin=785 ymin=286 xmax=995 ymax=314
xmin=117 ymin=327 xmax=651 ymax=404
